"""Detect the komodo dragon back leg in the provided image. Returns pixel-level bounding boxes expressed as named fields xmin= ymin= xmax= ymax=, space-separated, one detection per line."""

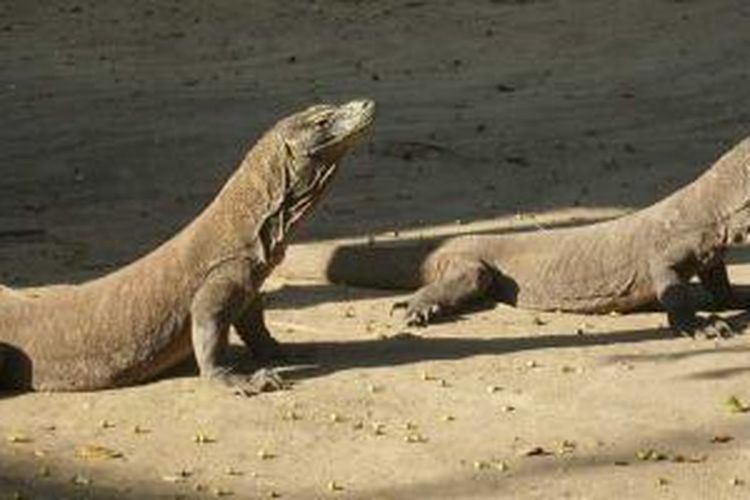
xmin=393 ymin=258 xmax=495 ymax=327
xmin=191 ymin=266 xmax=284 ymax=396
xmin=650 ymin=247 xmax=735 ymax=339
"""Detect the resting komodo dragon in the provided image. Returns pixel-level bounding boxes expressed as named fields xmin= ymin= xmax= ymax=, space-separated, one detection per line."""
xmin=0 ymin=99 xmax=375 ymax=392
xmin=276 ymin=137 xmax=750 ymax=337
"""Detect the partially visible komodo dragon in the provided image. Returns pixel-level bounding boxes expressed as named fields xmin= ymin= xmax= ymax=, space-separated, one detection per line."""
xmin=276 ymin=137 xmax=750 ymax=338
xmin=0 ymin=99 xmax=375 ymax=392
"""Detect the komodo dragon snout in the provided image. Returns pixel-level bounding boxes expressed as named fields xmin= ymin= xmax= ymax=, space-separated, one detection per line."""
xmin=281 ymin=99 xmax=375 ymax=163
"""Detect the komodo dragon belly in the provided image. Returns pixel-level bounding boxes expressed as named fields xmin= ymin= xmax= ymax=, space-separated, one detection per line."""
xmin=501 ymin=251 xmax=655 ymax=313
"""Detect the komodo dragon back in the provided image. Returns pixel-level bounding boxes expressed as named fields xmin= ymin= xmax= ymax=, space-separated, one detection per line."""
xmin=0 ymin=99 xmax=375 ymax=392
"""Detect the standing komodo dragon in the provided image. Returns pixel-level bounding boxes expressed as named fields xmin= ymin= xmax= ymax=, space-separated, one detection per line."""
xmin=0 ymin=99 xmax=375 ymax=392
xmin=276 ymin=137 xmax=750 ymax=337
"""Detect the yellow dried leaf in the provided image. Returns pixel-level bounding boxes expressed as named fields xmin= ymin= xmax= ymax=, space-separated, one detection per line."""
xmin=76 ymin=444 xmax=123 ymax=460
xmin=726 ymin=395 xmax=749 ymax=414
xmin=6 ymin=433 xmax=32 ymax=444
xmin=194 ymin=431 xmax=215 ymax=444
xmin=327 ymin=480 xmax=344 ymax=492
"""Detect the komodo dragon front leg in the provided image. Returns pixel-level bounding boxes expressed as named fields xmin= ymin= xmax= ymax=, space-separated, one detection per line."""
xmin=393 ymin=257 xmax=496 ymax=326
xmin=697 ymin=257 xmax=740 ymax=309
xmin=650 ymin=245 xmax=736 ymax=339
xmin=233 ymin=295 xmax=285 ymax=362
xmin=191 ymin=262 xmax=285 ymax=396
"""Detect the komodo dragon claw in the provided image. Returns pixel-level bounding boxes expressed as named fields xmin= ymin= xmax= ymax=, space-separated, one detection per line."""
xmin=391 ymin=299 xmax=442 ymax=327
xmin=213 ymin=368 xmax=289 ymax=397
xmin=692 ymin=315 xmax=736 ymax=340
xmin=674 ymin=314 xmax=736 ymax=340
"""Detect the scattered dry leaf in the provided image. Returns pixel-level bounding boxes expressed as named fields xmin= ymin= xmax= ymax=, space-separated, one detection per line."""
xmin=474 ymin=459 xmax=508 ymax=471
xmin=404 ymin=433 xmax=427 ymax=443
xmin=7 ymin=433 xmax=32 ymax=444
xmin=163 ymin=469 xmax=192 ymax=483
xmin=636 ymin=449 xmax=667 ymax=461
xmin=75 ymin=444 xmax=123 ymax=460
xmin=725 ymin=396 xmax=749 ymax=414
xmin=329 ymin=413 xmax=344 ymax=423
xmin=711 ymin=435 xmax=734 ymax=444
xmin=474 ymin=460 xmax=490 ymax=470
xmin=194 ymin=431 xmax=215 ymax=444
xmin=521 ymin=446 xmax=550 ymax=457
xmin=327 ymin=480 xmax=344 ymax=492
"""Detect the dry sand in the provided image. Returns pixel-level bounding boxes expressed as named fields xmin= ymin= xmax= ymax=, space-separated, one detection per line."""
xmin=1 ymin=0 xmax=750 ymax=498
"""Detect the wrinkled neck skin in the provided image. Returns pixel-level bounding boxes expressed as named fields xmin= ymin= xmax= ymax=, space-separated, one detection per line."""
xmin=188 ymin=130 xmax=335 ymax=272
xmin=654 ymin=138 xmax=750 ymax=247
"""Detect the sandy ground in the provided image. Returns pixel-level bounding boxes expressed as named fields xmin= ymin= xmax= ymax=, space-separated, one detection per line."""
xmin=1 ymin=0 xmax=750 ymax=498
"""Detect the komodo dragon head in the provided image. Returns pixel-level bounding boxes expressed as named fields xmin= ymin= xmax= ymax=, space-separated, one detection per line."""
xmin=274 ymin=98 xmax=374 ymax=226
xmin=235 ymin=99 xmax=374 ymax=261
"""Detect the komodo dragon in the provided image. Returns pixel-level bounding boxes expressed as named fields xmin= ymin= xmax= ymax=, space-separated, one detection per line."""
xmin=0 ymin=99 xmax=375 ymax=392
xmin=276 ymin=137 xmax=750 ymax=337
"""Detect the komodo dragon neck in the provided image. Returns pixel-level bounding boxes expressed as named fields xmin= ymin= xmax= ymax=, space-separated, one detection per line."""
xmin=642 ymin=138 xmax=750 ymax=245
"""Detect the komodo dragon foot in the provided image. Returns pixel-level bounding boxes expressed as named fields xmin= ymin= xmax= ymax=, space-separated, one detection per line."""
xmin=391 ymin=299 xmax=443 ymax=327
xmin=672 ymin=314 xmax=736 ymax=340
xmin=211 ymin=368 xmax=288 ymax=397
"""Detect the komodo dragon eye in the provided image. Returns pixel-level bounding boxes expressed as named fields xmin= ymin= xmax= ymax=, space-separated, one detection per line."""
xmin=313 ymin=116 xmax=331 ymax=128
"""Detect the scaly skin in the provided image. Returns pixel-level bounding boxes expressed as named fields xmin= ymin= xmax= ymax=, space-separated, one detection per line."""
xmin=0 ymin=99 xmax=375 ymax=392
xmin=276 ymin=137 xmax=750 ymax=338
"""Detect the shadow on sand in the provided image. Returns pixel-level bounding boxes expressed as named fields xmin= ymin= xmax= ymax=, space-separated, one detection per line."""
xmin=270 ymin=309 xmax=750 ymax=383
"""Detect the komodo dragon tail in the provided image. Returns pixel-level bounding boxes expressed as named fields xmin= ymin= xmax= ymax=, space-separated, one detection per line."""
xmin=275 ymin=237 xmax=438 ymax=290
